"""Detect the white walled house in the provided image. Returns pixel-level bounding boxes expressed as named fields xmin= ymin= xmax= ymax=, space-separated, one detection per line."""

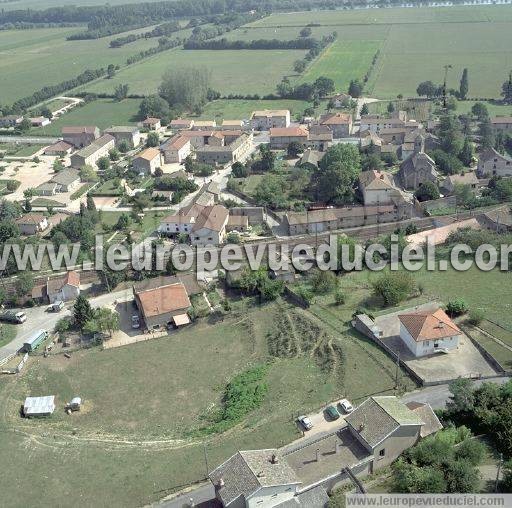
xmin=46 ymin=271 xmax=80 ymax=303
xmin=398 ymin=308 xmax=462 ymax=357
xmin=477 ymin=147 xmax=512 ymax=178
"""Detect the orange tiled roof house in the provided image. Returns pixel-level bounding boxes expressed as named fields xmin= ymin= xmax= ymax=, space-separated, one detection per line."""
xmin=398 ymin=308 xmax=462 ymax=357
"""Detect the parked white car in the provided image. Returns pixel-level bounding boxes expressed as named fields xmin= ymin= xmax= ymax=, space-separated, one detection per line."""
xmin=339 ymin=399 xmax=353 ymax=413
xmin=298 ymin=415 xmax=313 ymax=430
xmin=131 ymin=315 xmax=140 ymax=329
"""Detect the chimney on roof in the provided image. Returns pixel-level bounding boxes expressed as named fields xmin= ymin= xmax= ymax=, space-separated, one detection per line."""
xmin=256 ymin=471 xmax=266 ymax=478
xmin=359 ymin=423 xmax=365 ymax=432
xmin=218 ymin=478 xmax=225 ymax=488
xmin=316 ymin=449 xmax=321 ymax=462
xmin=438 ymin=322 xmax=445 ymax=329
xmin=270 ymin=453 xmax=279 ymax=465
xmin=335 ymin=441 xmax=341 ymax=454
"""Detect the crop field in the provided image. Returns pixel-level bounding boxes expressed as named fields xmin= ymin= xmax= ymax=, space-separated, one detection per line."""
xmin=1 ymin=0 xmax=153 ymax=9
xmin=30 ymin=99 xmax=142 ymax=135
xmin=0 ymin=25 xmax=192 ymax=105
xmin=300 ymin=39 xmax=382 ymax=92
xmin=0 ymin=298 xmax=408 ymax=506
xmin=245 ymin=5 xmax=512 ymax=99
xmin=78 ymin=48 xmax=306 ymax=97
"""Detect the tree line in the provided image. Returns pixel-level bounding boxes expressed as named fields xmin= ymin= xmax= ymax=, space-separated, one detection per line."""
xmin=184 ymin=36 xmax=320 ymax=50
xmin=109 ymin=20 xmax=182 ymax=47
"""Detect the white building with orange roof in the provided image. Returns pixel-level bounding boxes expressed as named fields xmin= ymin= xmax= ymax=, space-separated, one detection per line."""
xmin=398 ymin=308 xmax=462 ymax=357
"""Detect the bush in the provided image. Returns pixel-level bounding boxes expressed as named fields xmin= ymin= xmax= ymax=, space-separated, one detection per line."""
xmin=372 ymin=272 xmax=416 ymax=307
xmin=468 ymin=309 xmax=484 ymax=326
xmin=334 ymin=289 xmax=346 ymax=306
xmin=446 ymin=298 xmax=468 ymax=317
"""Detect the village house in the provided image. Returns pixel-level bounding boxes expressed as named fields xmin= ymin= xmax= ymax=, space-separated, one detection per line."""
xmin=226 ymin=214 xmax=249 ymax=232
xmin=319 ymin=112 xmax=353 ymax=138
xmin=192 ymin=120 xmax=216 ymax=131
xmin=142 ymin=117 xmax=161 ymax=130
xmin=398 ymin=308 xmax=462 ymax=357
xmin=477 ymin=147 xmax=512 ymax=178
xmin=170 ymin=118 xmax=194 ymax=130
xmin=358 ymin=170 xmax=404 ymax=206
xmin=221 ymin=120 xmax=244 ymax=130
xmin=479 ymin=205 xmax=512 ymax=233
xmin=378 ymin=127 xmax=407 ymax=145
xmin=251 ymin=109 xmax=291 ymax=130
xmin=360 ymin=111 xmax=420 ymax=134
xmin=62 ymin=126 xmax=100 ymax=148
xmin=397 ymin=139 xmax=439 ymax=190
xmin=195 ymin=132 xmax=253 ymax=165
xmin=0 ymin=115 xmax=23 ymax=128
xmin=15 ymin=213 xmax=49 ymax=235
xmin=359 ymin=130 xmax=383 ymax=151
xmin=210 ymin=449 xmax=303 ymax=508
xmin=51 ymin=168 xmax=81 ymax=192
xmin=159 ymin=203 xmax=229 ymax=245
xmin=307 ymin=125 xmax=333 ymax=151
xmin=269 ymin=127 xmax=308 ymax=149
xmin=30 ymin=116 xmax=51 ymax=128
xmin=70 ymin=134 xmax=115 ymax=169
xmin=133 ymin=280 xmax=191 ymax=330
xmin=400 ymin=129 xmax=439 ymax=161
xmin=491 ymin=116 xmax=512 ymax=133
xmin=442 ymin=171 xmax=479 ymax=194
xmin=43 ymin=140 xmax=74 ymax=156
xmin=46 ymin=270 xmax=80 ymax=303
xmin=132 ymin=147 xmax=161 ymax=175
xmin=104 ymin=126 xmax=141 ymax=148
xmin=284 ymin=203 xmax=412 ymax=235
xmin=160 ymin=134 xmax=192 ymax=163
xmin=345 ymin=396 xmax=425 ymax=470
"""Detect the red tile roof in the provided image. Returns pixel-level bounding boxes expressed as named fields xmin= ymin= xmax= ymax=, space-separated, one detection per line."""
xmin=270 ymin=127 xmax=308 ymax=137
xmin=136 ymin=283 xmax=190 ymax=317
xmin=399 ymin=308 xmax=461 ymax=342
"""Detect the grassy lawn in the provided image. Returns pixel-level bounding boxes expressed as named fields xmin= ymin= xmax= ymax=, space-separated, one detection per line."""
xmin=30 ymin=99 xmax=142 ymax=136
xmin=97 ymin=210 xmax=168 ymax=239
xmin=465 ymin=327 xmax=512 ymax=371
xmin=31 ymin=197 xmax=66 ymax=207
xmin=0 ymin=143 xmax=45 ymax=157
xmin=299 ymin=39 xmax=382 ymax=92
xmin=197 ymin=98 xmax=316 ymax=121
xmin=0 ymin=301 xmax=364 ymax=506
xmin=455 ymin=100 xmax=512 ymax=117
xmin=367 ymin=99 xmax=432 ymax=122
xmin=92 ymin=178 xmax=125 ymax=197
xmin=78 ymin=48 xmax=306 ymax=97
xmin=0 ymin=324 xmax=16 ymax=349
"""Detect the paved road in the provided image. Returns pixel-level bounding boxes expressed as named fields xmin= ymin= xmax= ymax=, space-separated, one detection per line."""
xmin=0 ymin=288 xmax=134 ymax=364
xmin=158 ymin=483 xmax=215 ymax=508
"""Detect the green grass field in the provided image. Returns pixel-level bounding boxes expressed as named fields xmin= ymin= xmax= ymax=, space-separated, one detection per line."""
xmin=78 ymin=48 xmax=305 ymax=96
xmin=247 ymin=5 xmax=512 ymax=99
xmin=30 ymin=99 xmax=142 ymax=135
xmin=0 ymin=25 xmax=192 ymax=105
xmin=300 ymin=39 xmax=381 ymax=92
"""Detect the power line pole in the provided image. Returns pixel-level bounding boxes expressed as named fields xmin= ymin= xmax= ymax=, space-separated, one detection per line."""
xmin=203 ymin=442 xmax=210 ymax=478
xmin=495 ymin=453 xmax=503 ymax=492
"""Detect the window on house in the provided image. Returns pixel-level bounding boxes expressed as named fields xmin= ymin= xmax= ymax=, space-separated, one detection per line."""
xmin=379 ymin=449 xmax=385 ymax=457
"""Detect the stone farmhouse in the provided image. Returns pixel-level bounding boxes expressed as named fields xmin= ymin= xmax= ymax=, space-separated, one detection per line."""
xmin=142 ymin=117 xmax=161 ymax=130
xmin=269 ymin=127 xmax=309 ymax=149
xmin=170 ymin=118 xmax=194 ymax=130
xmin=251 ymin=109 xmax=291 ymax=130
xmin=161 ymin=134 xmax=192 ymax=163
xmin=43 ymin=140 xmax=74 ymax=156
xmin=398 ymin=308 xmax=462 ymax=357
xmin=442 ymin=171 xmax=479 ymax=194
xmin=358 ymin=170 xmax=404 ymax=206
xmin=159 ymin=203 xmax=229 ymax=246
xmin=50 ymin=168 xmax=81 ymax=192
xmin=491 ymin=116 xmax=512 ymax=133
xmin=307 ymin=125 xmax=333 ymax=151
xmin=15 ymin=213 xmax=49 ymax=235
xmin=70 ymin=134 xmax=115 ymax=169
xmin=360 ymin=111 xmax=421 ymax=134
xmin=132 ymin=147 xmax=161 ymax=175
xmin=62 ymin=126 xmax=100 ymax=148
xmin=104 ymin=126 xmax=141 ymax=148
xmin=195 ymin=132 xmax=253 ymax=165
xmin=318 ymin=112 xmax=353 ymax=138
xmin=477 ymin=147 xmax=512 ymax=178
xmin=192 ymin=120 xmax=216 ymax=130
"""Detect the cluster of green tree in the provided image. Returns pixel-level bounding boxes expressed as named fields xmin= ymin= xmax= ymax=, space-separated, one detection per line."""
xmin=311 ymin=143 xmax=362 ymax=205
xmin=445 ymin=225 xmax=512 ymax=258
xmin=392 ymin=426 xmax=484 ymax=493
xmin=236 ymin=267 xmax=284 ymax=301
xmin=429 ymin=114 xmax=473 ymax=176
xmin=155 ymin=175 xmax=199 ymax=203
xmin=372 ymin=271 xmax=417 ymax=307
xmin=109 ymin=20 xmax=182 ymax=47
xmin=348 ymin=79 xmax=364 ymax=98
xmin=0 ymin=22 xmax=79 ymax=31
xmin=51 ymin=196 xmax=99 ymax=253
xmin=184 ymin=156 xmax=214 ymax=177
xmin=2 ymin=67 xmax=105 ymax=115
xmin=277 ymin=75 xmax=335 ymax=101
xmin=72 ymin=294 xmax=119 ymax=341
xmin=125 ymin=36 xmax=186 ymax=65
xmin=184 ymin=36 xmax=321 ymax=50
xmin=440 ymin=378 xmax=512 ymax=467
xmin=417 ymin=69 xmax=469 ymax=100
